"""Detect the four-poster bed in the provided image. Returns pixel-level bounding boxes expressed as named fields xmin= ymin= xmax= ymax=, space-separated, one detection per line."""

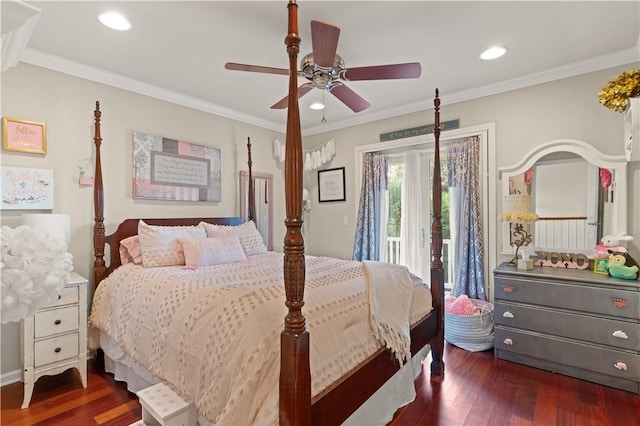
xmin=89 ymin=1 xmax=444 ymax=424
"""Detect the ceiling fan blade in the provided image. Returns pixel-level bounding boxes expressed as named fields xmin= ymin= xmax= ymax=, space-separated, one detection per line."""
xmin=329 ymin=84 xmax=371 ymax=113
xmin=311 ymin=20 xmax=340 ymax=68
xmin=271 ymin=84 xmax=314 ymax=109
xmin=225 ymin=62 xmax=290 ymax=76
xmin=341 ymin=62 xmax=422 ymax=81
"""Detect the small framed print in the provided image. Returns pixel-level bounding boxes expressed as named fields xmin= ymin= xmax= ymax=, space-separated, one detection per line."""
xmin=2 ymin=117 xmax=47 ymax=154
xmin=593 ymin=258 xmax=609 ymax=275
xmin=318 ymin=167 xmax=346 ymax=202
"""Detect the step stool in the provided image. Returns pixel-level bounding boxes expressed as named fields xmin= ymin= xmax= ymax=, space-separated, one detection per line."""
xmin=136 ymin=382 xmax=196 ymax=426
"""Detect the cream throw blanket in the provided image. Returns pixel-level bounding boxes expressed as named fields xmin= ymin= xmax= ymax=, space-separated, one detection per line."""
xmin=363 ymin=260 xmax=415 ymax=365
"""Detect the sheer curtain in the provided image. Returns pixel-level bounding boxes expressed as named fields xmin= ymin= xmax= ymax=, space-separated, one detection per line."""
xmin=448 ymin=137 xmax=486 ymax=299
xmin=353 ymin=152 xmax=388 ymax=261
xmin=399 ymin=150 xmax=430 ymax=279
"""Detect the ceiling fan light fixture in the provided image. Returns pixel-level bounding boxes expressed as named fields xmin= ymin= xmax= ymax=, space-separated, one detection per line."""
xmin=310 ymin=102 xmax=325 ymax=110
xmin=97 ymin=11 xmax=132 ymax=31
xmin=480 ymin=46 xmax=507 ymax=60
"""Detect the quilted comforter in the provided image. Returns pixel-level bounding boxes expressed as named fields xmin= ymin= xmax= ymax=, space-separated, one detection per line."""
xmin=89 ymin=252 xmax=432 ymax=425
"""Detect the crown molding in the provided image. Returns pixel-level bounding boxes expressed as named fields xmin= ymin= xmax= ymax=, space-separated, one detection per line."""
xmin=19 ymin=45 xmax=639 ymax=137
xmin=303 ymin=46 xmax=640 ymax=136
xmin=19 ymin=48 xmax=285 ymax=133
xmin=1 ymin=1 xmax=41 ymax=72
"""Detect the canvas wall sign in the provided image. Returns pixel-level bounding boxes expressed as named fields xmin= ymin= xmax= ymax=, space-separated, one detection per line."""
xmin=1 ymin=166 xmax=54 ymax=210
xmin=133 ymin=132 xmax=221 ymax=202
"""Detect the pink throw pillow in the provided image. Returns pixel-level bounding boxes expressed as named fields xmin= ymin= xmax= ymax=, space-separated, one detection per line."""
xmin=119 ymin=235 xmax=142 ymax=265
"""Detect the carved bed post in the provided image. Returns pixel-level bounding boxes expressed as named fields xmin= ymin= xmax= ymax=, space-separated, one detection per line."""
xmin=280 ymin=1 xmax=311 ymax=425
xmin=430 ymin=89 xmax=445 ymax=376
xmin=247 ymin=137 xmax=256 ymax=222
xmin=93 ymin=101 xmax=107 ymax=290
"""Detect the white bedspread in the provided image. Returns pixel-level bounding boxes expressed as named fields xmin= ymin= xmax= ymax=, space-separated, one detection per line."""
xmin=89 ymin=252 xmax=432 ymax=425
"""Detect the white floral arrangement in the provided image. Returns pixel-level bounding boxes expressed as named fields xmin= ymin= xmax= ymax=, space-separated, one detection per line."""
xmin=1 ymin=225 xmax=73 ymax=323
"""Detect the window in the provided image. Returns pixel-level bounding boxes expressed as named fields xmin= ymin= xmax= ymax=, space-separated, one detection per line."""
xmin=354 ymin=123 xmax=496 ymax=298
xmin=385 ymin=154 xmax=453 ymax=289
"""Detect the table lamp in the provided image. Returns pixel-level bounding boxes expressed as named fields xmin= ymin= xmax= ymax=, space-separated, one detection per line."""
xmin=499 ymin=194 xmax=538 ymax=267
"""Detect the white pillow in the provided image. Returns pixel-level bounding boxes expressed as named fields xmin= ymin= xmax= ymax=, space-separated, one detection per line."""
xmin=199 ymin=220 xmax=268 ymax=256
xmin=138 ymin=220 xmax=206 ymax=267
xmin=180 ymin=234 xmax=247 ymax=267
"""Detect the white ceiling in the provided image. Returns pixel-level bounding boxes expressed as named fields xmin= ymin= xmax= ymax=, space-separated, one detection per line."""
xmin=3 ymin=1 xmax=640 ymax=135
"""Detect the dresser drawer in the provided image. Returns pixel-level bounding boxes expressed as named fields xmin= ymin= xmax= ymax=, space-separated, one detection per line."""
xmin=495 ymin=302 xmax=640 ymax=351
xmin=50 ymin=286 xmax=79 ymax=308
xmin=495 ymin=327 xmax=640 ymax=381
xmin=34 ymin=306 xmax=79 ymax=338
xmin=495 ymin=276 xmax=640 ymax=319
xmin=34 ymin=333 xmax=79 ymax=367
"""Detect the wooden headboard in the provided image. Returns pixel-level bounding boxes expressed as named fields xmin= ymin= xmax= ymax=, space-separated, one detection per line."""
xmin=100 ymin=217 xmax=241 ymax=281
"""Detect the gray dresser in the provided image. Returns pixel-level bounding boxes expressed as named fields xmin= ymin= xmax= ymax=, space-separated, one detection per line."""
xmin=493 ymin=262 xmax=640 ymax=393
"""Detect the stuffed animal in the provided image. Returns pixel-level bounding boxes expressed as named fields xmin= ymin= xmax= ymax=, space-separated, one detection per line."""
xmin=607 ymin=250 xmax=639 ymax=280
xmin=594 ymin=233 xmax=633 ymax=258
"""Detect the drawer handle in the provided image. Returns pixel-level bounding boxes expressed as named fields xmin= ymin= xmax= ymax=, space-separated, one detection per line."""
xmin=503 ymin=338 xmax=513 ymax=346
xmin=612 ymin=330 xmax=629 ymax=339
xmin=54 ymin=347 xmax=61 ymax=353
xmin=54 ymin=319 xmax=61 ymax=325
xmin=613 ymin=362 xmax=627 ymax=371
xmin=502 ymin=311 xmax=514 ymax=318
xmin=611 ymin=298 xmax=630 ymax=309
xmin=502 ymin=285 xmax=516 ymax=293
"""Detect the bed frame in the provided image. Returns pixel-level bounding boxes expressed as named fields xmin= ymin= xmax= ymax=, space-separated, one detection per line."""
xmin=91 ymin=1 xmax=444 ymax=424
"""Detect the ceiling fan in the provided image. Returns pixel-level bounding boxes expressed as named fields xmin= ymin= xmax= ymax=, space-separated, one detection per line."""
xmin=225 ymin=20 xmax=421 ymax=113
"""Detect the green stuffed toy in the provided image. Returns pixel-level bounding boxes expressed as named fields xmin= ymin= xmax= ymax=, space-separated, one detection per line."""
xmin=607 ymin=250 xmax=640 ymax=280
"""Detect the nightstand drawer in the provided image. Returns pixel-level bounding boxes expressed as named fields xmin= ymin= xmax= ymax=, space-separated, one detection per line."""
xmin=50 ymin=286 xmax=79 ymax=307
xmin=495 ymin=327 xmax=640 ymax=381
xmin=494 ymin=276 xmax=640 ymax=319
xmin=34 ymin=306 xmax=79 ymax=338
xmin=34 ymin=333 xmax=79 ymax=367
xmin=495 ymin=302 xmax=640 ymax=351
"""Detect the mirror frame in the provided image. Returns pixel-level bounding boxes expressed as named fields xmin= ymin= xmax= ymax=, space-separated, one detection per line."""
xmin=498 ymin=139 xmax=627 ymax=256
xmin=240 ymin=171 xmax=274 ymax=251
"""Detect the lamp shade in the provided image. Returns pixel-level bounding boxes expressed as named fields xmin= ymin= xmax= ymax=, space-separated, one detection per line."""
xmin=22 ymin=214 xmax=70 ymax=245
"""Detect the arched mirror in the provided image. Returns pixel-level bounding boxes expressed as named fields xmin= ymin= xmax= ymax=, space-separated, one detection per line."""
xmin=499 ymin=139 xmax=627 ymax=256
xmin=240 ymin=171 xmax=273 ymax=251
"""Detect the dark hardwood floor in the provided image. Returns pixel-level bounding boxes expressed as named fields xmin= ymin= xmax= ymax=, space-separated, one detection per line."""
xmin=2 ymin=343 xmax=639 ymax=425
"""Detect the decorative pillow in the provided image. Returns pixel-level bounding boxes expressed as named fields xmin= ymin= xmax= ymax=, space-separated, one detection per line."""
xmin=138 ymin=220 xmax=206 ymax=267
xmin=119 ymin=235 xmax=142 ymax=265
xmin=180 ymin=234 xmax=247 ymax=267
xmin=199 ymin=220 xmax=268 ymax=256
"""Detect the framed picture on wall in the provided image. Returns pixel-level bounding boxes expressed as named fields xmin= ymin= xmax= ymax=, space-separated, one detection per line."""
xmin=318 ymin=167 xmax=346 ymax=202
xmin=2 ymin=117 xmax=47 ymax=154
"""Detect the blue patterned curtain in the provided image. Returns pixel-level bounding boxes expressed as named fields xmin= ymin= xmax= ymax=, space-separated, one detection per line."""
xmin=447 ymin=137 xmax=486 ymax=299
xmin=353 ymin=152 xmax=388 ymax=261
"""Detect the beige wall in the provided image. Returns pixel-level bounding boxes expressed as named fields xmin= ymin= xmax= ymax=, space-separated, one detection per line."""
xmin=2 ymin=61 xmax=639 ymax=381
xmin=302 ymin=64 xmax=639 ymax=265
xmin=0 ymin=63 xmax=285 ymax=380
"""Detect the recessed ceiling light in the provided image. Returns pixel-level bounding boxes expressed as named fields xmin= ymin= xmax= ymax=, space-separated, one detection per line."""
xmin=97 ymin=11 xmax=131 ymax=31
xmin=480 ymin=46 xmax=507 ymax=60
xmin=310 ymin=102 xmax=325 ymax=110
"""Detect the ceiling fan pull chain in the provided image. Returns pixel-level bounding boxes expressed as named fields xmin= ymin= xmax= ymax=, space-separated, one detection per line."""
xmin=321 ymin=91 xmax=327 ymax=123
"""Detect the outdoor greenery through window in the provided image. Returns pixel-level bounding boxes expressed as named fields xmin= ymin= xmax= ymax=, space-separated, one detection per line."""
xmin=386 ymin=158 xmax=453 ymax=289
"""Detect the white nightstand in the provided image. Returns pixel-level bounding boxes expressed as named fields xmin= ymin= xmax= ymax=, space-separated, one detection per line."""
xmin=20 ymin=272 xmax=88 ymax=408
